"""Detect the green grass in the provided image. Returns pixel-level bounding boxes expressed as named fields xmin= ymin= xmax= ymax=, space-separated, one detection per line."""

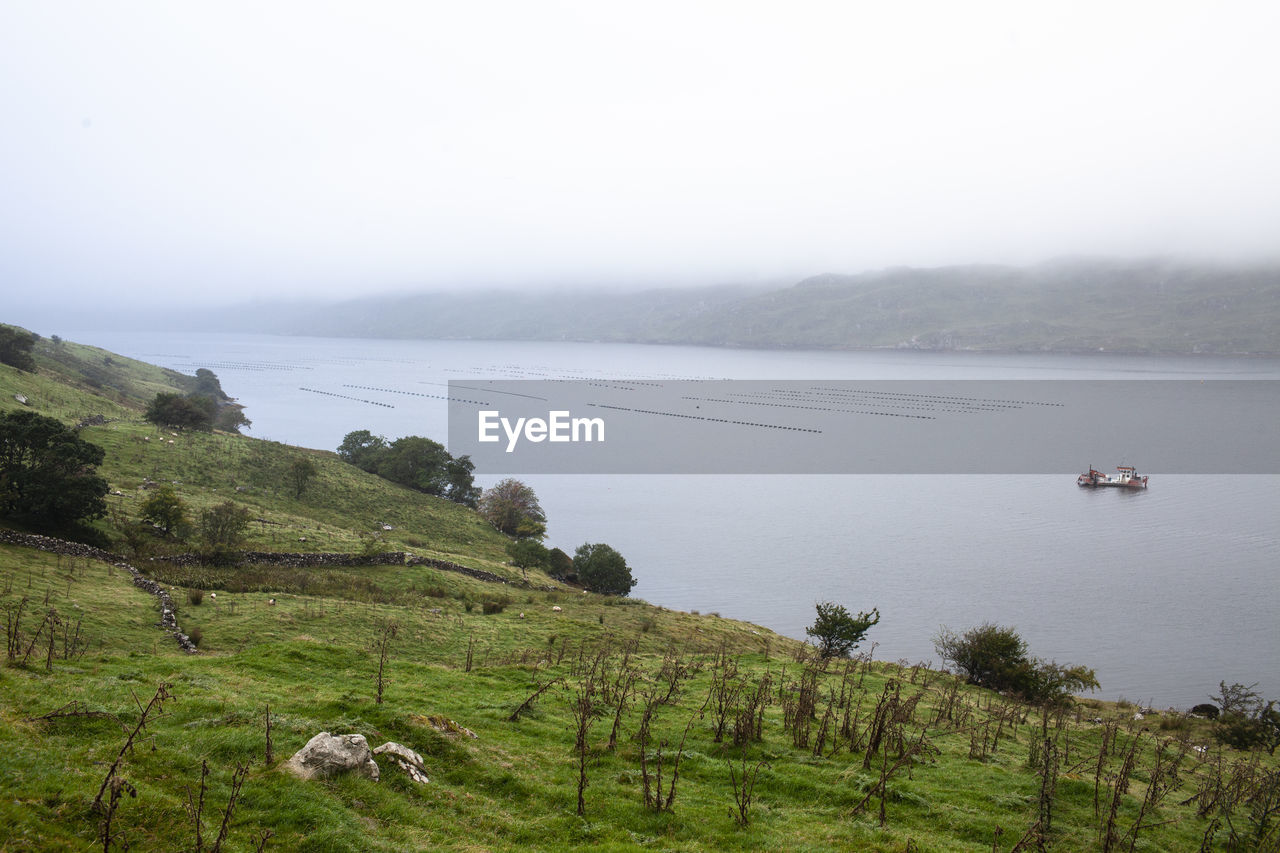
xmin=1 ymin=333 xmax=1277 ymax=851
xmin=3 ymin=539 xmax=1274 ymax=852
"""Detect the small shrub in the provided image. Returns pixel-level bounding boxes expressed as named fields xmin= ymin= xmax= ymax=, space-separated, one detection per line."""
xmin=482 ymin=600 xmax=506 ymax=615
xmin=187 ymin=589 xmax=204 ymax=606
xmin=935 ymin=622 xmax=1097 ymax=705
xmin=464 ymin=601 xmax=474 ymax=613
xmin=187 ymin=627 xmax=203 ymax=647
xmin=808 ymin=601 xmax=879 ymax=659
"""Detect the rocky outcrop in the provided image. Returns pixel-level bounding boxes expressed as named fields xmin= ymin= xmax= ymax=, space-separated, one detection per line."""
xmin=282 ymin=732 xmax=380 ymax=782
xmin=280 ymin=734 xmax=431 ymax=784
xmin=373 ymin=742 xmax=429 ymax=784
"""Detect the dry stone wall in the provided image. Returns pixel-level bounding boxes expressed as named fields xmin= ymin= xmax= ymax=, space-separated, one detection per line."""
xmin=0 ymin=529 xmax=198 ymax=653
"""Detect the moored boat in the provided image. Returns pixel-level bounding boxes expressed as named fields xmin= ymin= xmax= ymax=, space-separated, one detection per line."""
xmin=1077 ymin=465 xmax=1148 ymax=489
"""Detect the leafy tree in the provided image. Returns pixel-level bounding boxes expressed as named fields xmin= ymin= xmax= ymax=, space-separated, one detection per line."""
xmin=377 ymin=436 xmax=452 ymax=495
xmin=573 ymin=542 xmax=635 ymax=596
xmin=0 ymin=325 xmax=37 ymax=372
xmin=337 ymin=430 xmax=389 ymax=471
xmin=806 ymin=601 xmax=880 ymax=659
xmin=1213 ymin=681 xmax=1265 ymax=716
xmin=934 ymin=623 xmax=1028 ymax=689
xmin=214 ymin=405 xmax=251 ymax=433
xmin=507 ymin=539 xmax=550 ymax=580
xmin=288 ymin=456 xmax=319 ymax=499
xmin=479 ymin=478 xmax=547 ymax=539
xmin=0 ymin=409 xmax=108 ymax=527
xmin=934 ymin=623 xmax=1098 ymax=705
xmin=139 ymin=486 xmax=188 ymax=538
xmin=190 ymin=368 xmax=229 ymax=401
xmin=1020 ymin=661 xmax=1101 ymax=707
xmin=199 ymin=500 xmax=252 ymax=558
xmin=444 ymin=454 xmax=481 ymax=507
xmin=145 ymin=392 xmax=215 ymax=431
xmin=1211 ymin=682 xmax=1280 ymax=753
xmin=336 ymin=429 xmax=478 ymax=505
xmin=145 ymin=372 xmax=246 ymax=432
xmin=548 ymin=547 xmax=573 ymax=578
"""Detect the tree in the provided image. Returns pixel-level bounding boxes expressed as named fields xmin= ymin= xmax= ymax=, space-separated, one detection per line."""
xmin=934 ymin=623 xmax=1098 ymax=705
xmin=507 ymin=539 xmax=550 ymax=580
xmin=337 ymin=429 xmax=388 ymax=471
xmin=377 ymin=436 xmax=452 ymax=495
xmin=479 ymin=478 xmax=547 ymax=539
xmin=0 ymin=325 xmax=37 ymax=372
xmin=934 ymin=623 xmax=1028 ymax=690
xmin=287 ymin=456 xmax=318 ymax=499
xmin=1211 ymin=682 xmax=1280 ymax=754
xmin=336 ymin=430 xmax=478 ymax=506
xmin=548 ymin=547 xmax=573 ymax=578
xmin=805 ymin=601 xmax=879 ymax=659
xmin=190 ymin=368 xmax=229 ymax=401
xmin=139 ymin=486 xmax=188 ymax=538
xmin=0 ymin=409 xmax=108 ymax=527
xmin=145 ymin=392 xmax=215 ymax=431
xmin=214 ymin=405 xmax=251 ymax=434
xmin=199 ymin=500 xmax=252 ymax=557
xmin=444 ymin=455 xmax=481 ymax=507
xmin=573 ymin=542 xmax=635 ymax=596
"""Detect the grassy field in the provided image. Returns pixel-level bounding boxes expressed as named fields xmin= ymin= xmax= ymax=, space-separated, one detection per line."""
xmin=3 ymin=541 xmax=1275 ymax=852
xmin=1 ymin=333 xmax=1277 ymax=851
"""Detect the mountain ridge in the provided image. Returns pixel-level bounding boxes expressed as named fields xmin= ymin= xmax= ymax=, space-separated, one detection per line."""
xmin=185 ymin=257 xmax=1280 ymax=356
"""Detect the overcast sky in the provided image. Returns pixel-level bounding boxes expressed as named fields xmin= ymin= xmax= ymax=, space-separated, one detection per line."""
xmin=4 ymin=1 xmax=1280 ymax=315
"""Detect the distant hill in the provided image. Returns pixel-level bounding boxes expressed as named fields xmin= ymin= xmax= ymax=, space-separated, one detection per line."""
xmin=208 ymin=257 xmax=1280 ymax=355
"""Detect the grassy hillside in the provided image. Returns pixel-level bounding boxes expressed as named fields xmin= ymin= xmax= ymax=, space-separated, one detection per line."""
xmin=0 ymin=336 xmax=515 ymax=568
xmin=1 ymin=335 xmax=1277 ymax=851
xmin=3 ymin=541 xmax=1275 ymax=852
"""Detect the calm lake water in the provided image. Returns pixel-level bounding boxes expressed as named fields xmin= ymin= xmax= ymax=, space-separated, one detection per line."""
xmin=67 ymin=331 xmax=1280 ymax=708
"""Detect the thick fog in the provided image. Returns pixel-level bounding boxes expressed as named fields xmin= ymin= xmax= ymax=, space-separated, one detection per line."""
xmin=3 ymin=1 xmax=1280 ymax=321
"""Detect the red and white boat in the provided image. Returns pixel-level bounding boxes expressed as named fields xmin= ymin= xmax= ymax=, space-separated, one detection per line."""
xmin=1077 ymin=465 xmax=1148 ymax=489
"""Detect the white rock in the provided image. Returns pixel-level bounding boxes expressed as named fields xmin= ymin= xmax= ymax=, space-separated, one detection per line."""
xmin=282 ymin=732 xmax=380 ymax=782
xmin=373 ymin=742 xmax=429 ymax=784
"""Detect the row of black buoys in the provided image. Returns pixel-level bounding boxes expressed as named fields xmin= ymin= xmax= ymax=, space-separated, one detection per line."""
xmin=587 ymin=403 xmax=822 ymax=433
xmin=342 ymin=384 xmax=488 ymax=405
xmin=176 ymin=360 xmax=312 ymax=372
xmin=298 ymin=387 xmax=394 ymax=408
xmin=680 ymin=395 xmax=935 ymax=420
